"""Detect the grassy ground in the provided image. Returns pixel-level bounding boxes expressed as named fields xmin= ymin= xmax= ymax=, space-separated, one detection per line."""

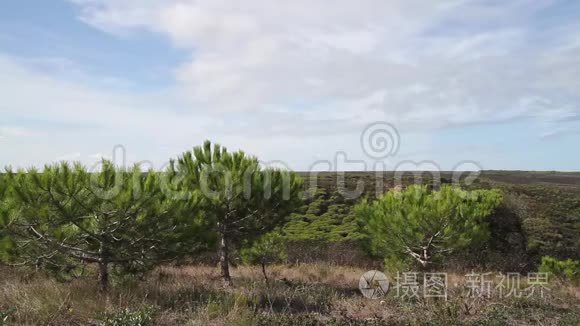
xmin=1 ymin=264 xmax=579 ymax=325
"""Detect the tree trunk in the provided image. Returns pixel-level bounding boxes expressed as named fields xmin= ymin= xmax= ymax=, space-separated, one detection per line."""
xmin=98 ymin=242 xmax=109 ymax=293
xmin=98 ymin=260 xmax=109 ymax=293
xmin=421 ymin=248 xmax=430 ymax=270
xmin=219 ymin=231 xmax=233 ymax=286
xmin=261 ymin=261 xmax=269 ymax=285
xmin=418 ymin=259 xmax=430 ymax=271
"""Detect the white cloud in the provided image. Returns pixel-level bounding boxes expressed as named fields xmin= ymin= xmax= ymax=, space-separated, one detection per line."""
xmin=67 ymin=0 xmax=580 ymax=128
xmin=0 ymin=54 xmax=392 ymax=170
xmin=2 ymin=0 xmax=580 ymax=169
xmin=0 ymin=126 xmax=34 ymax=137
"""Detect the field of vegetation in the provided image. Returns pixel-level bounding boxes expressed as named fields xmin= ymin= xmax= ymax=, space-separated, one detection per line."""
xmin=1 ymin=143 xmax=579 ymax=325
xmin=1 ymin=263 xmax=579 ymax=325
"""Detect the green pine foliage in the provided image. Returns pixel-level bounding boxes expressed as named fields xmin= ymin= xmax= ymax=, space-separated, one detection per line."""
xmin=282 ymin=188 xmax=364 ymax=242
xmin=0 ymin=161 xmax=210 ymax=292
xmin=240 ymin=231 xmax=287 ymax=282
xmin=0 ymin=175 xmax=13 ymax=262
xmin=240 ymin=231 xmax=287 ymax=266
xmin=538 ymin=256 xmax=579 ymax=283
xmin=168 ymin=140 xmax=303 ymax=285
xmin=356 ymin=185 xmax=503 ymax=270
xmin=2 ymin=152 xmax=580 ymax=295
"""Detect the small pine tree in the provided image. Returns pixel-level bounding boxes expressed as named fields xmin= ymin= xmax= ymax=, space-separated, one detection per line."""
xmin=168 ymin=140 xmax=302 ymax=286
xmin=356 ymin=185 xmax=502 ymax=270
xmin=1 ymin=161 xmax=209 ymax=292
xmin=240 ymin=231 xmax=287 ymax=284
xmin=539 ymin=256 xmax=579 ymax=283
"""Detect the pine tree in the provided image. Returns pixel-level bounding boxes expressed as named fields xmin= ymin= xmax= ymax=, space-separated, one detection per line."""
xmin=1 ymin=161 xmax=209 ymax=292
xmin=240 ymin=231 xmax=287 ymax=284
xmin=168 ymin=140 xmax=302 ymax=286
xmin=356 ymin=185 xmax=502 ymax=270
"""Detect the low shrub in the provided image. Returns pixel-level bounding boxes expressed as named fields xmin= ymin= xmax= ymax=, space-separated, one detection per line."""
xmin=539 ymin=256 xmax=580 ymax=283
xmin=0 ymin=308 xmax=15 ymax=326
xmin=98 ymin=306 xmax=155 ymax=326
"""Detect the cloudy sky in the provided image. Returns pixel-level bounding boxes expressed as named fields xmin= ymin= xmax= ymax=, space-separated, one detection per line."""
xmin=1 ymin=0 xmax=579 ymax=171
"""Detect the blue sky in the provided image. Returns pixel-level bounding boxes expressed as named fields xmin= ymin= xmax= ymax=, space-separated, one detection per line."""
xmin=1 ymin=0 xmax=579 ymax=171
xmin=0 ymin=0 xmax=185 ymax=90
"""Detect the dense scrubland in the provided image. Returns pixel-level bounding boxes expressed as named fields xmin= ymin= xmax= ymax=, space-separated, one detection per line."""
xmin=1 ymin=143 xmax=579 ymax=325
xmin=288 ymin=171 xmax=580 ymax=267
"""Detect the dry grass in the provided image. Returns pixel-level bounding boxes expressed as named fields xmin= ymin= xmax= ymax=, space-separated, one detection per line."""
xmin=1 ymin=264 xmax=579 ymax=325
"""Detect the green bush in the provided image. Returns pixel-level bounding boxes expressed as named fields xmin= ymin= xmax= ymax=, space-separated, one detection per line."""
xmin=356 ymin=185 xmax=502 ymax=270
xmin=0 ymin=308 xmax=15 ymax=326
xmin=240 ymin=231 xmax=287 ymax=282
xmin=98 ymin=306 xmax=155 ymax=326
xmin=538 ymin=256 xmax=579 ymax=283
xmin=283 ymin=189 xmax=364 ymax=243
